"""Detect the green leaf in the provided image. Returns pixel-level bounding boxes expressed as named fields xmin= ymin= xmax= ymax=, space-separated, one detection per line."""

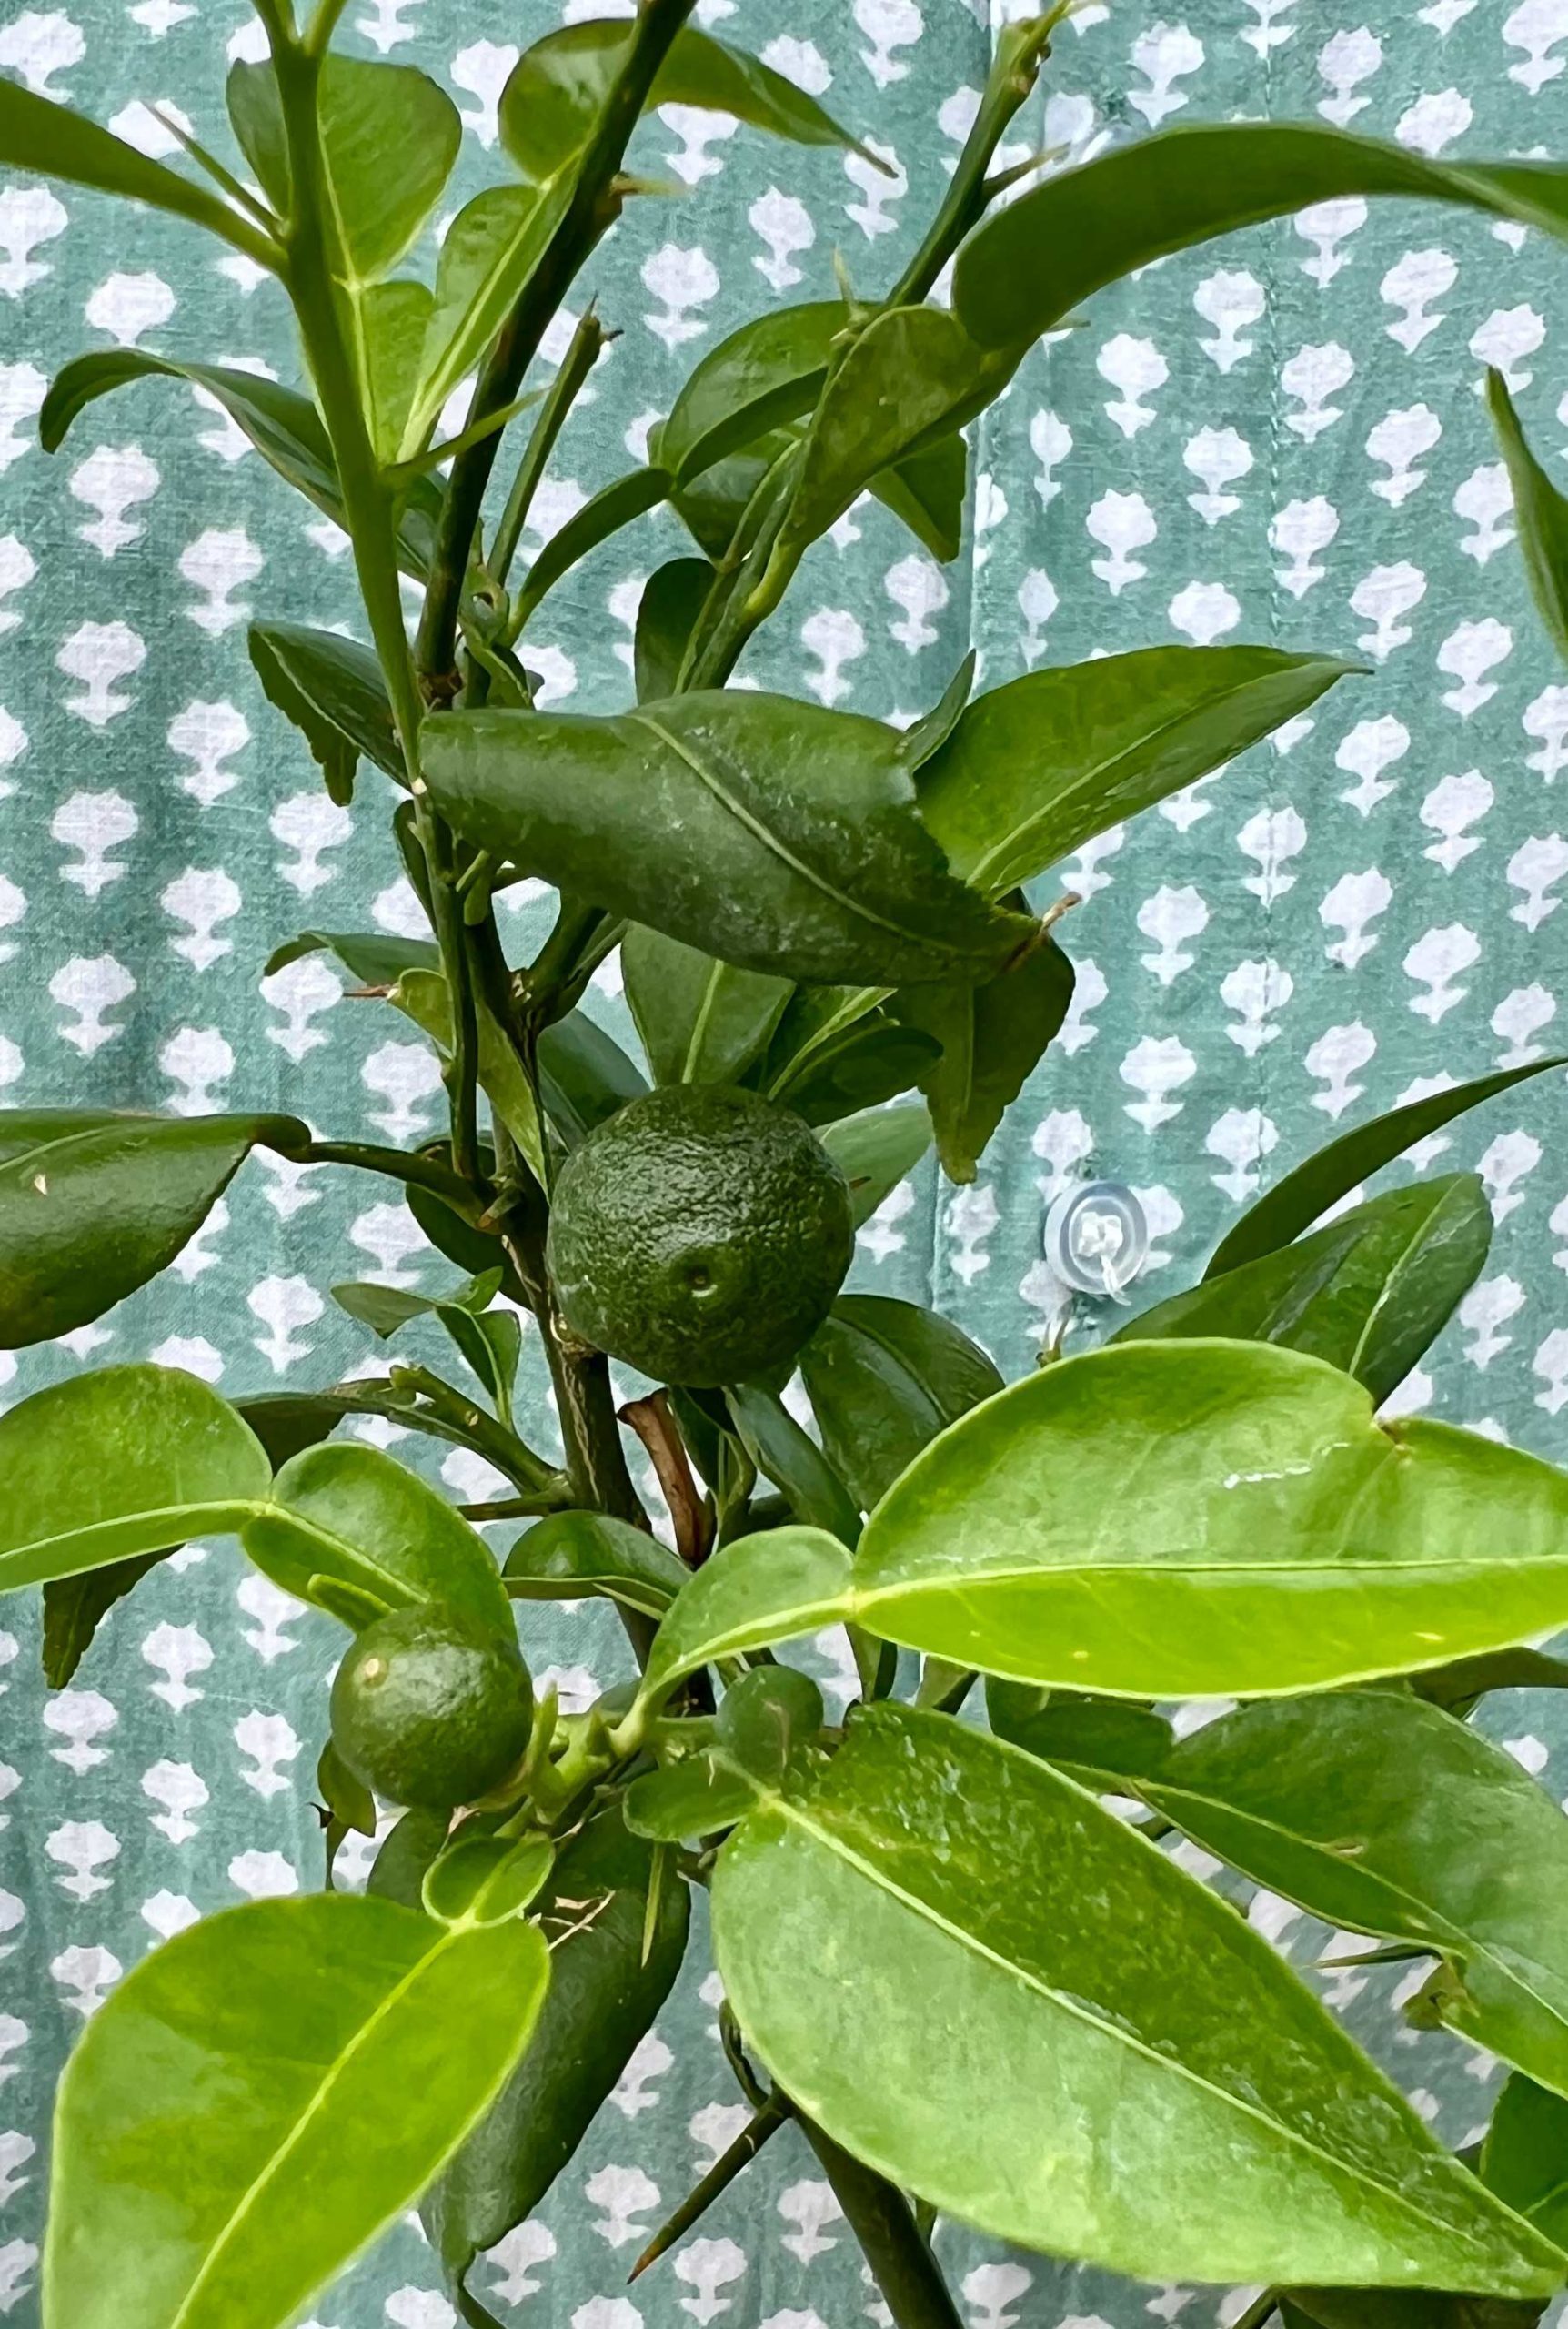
xmin=536 ymin=1010 xmax=648 ymax=1147
xmin=916 ymin=645 xmax=1356 ymax=896
xmin=420 ymin=691 xmax=1035 ymax=987
xmin=425 ymin=1806 xmax=688 ymax=2289
xmin=249 ymin=623 xmax=403 ymax=793
xmin=819 ymin=1101 xmax=933 ymax=1225
xmin=1133 ymin=1689 xmax=1568 ymax=2100
xmin=1484 ymin=2076 xmax=1568 ymax=2247
xmin=635 ymin=557 xmax=714 ymax=702
xmin=317 ymin=1739 xmax=377 ymax=1841
xmin=800 ymin=1295 xmax=1003 ymax=1512
xmin=1207 ymin=1060 xmax=1565 ymax=1279
xmin=0 ymin=1108 xmax=149 ymax=1164
xmin=851 ymin=1340 xmax=1568 ymax=1698
xmin=890 ymin=935 xmax=1073 ymax=1181
xmin=227 ymin=57 xmax=460 ymax=282
xmin=422 ymin=1834 xmax=552 ymax=1928
xmin=0 ymin=1111 xmax=307 ymax=1347
xmin=40 ymin=354 xmax=439 ymax=578
xmin=768 ymin=1013 xmax=940 ymax=1127
xmin=265 ymin=928 xmax=438 ymax=987
xmin=869 ymin=432 xmax=968 ymax=563
xmin=658 ymin=301 xmax=843 ymax=484
xmin=899 ymin=653 xmax=977 ymax=775
xmin=1414 ymin=1647 xmax=1568 ymax=1714
xmin=504 ymin=1509 xmax=689 ymax=1619
xmin=726 ymin=1384 xmax=861 ymax=1543
xmin=242 ymin=1440 xmax=513 ymax=1639
xmin=1284 ymin=2291 xmax=1545 ymax=2329
xmin=359 ymin=279 xmax=435 ymax=468
xmin=45 ymin=1892 xmax=549 ymax=2329
xmin=984 ymin=1682 xmax=1172 ymax=1792
xmin=0 ymin=78 xmax=271 ymax=256
xmin=391 ymin=967 xmax=546 ymax=1183
xmin=410 ymin=182 xmax=569 ymax=459
xmin=509 ymin=469 xmax=672 ymax=635
xmin=41 ymin=1553 xmax=167 ymax=1689
xmin=625 ymin=1753 xmax=759 ymax=1842
xmin=780 ymin=306 xmax=1018 ymax=555
xmin=672 ymin=437 xmax=788 ymax=562
xmin=0 ymin=1366 xmax=269 ymax=1596
xmin=1119 ymin=1175 xmax=1493 ymax=1406
xmin=951 ymin=123 xmax=1568 ymax=352
xmin=710 ymin=1702 xmax=1562 ymax=2294
xmin=642 ymin=1525 xmax=855 ymax=1701
xmin=499 ymin=23 xmax=875 ymax=186
xmin=623 ymin=926 xmax=793 ymax=1087
xmin=1487 ymin=369 xmax=1568 ymax=666
xmin=717 ymin=1664 xmax=825 ymax=1781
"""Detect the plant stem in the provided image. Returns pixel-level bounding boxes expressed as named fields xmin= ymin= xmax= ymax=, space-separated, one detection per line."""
xmin=490 ymin=309 xmax=607 ymax=590
xmin=799 ymin=2122 xmax=965 ymax=2329
xmin=291 ymin=1139 xmax=487 ymax=1219
xmin=1231 ymin=2294 xmax=1281 ymax=2329
xmin=416 ymin=0 xmax=699 ymax=691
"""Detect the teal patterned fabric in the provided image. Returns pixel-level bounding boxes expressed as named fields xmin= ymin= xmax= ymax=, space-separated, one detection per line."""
xmin=5 ymin=0 xmax=1568 ymax=2323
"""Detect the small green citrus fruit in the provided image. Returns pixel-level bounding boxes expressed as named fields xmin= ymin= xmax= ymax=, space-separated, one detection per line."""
xmin=329 ymin=1602 xmax=533 ymax=1812
xmin=547 ymin=1084 xmax=855 ymax=1387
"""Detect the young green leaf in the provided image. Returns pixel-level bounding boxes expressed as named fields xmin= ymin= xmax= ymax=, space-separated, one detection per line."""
xmin=358 ymin=278 xmax=435 ymax=467
xmin=800 ymin=1295 xmax=1003 ymax=1512
xmin=1487 ymin=369 xmax=1568 ymax=666
xmin=658 ymin=301 xmax=844 ymax=484
xmin=1135 ymin=1690 xmax=1568 ymax=2098
xmin=0 ymin=78 xmax=276 ymax=261
xmin=868 ymin=431 xmax=968 ymax=563
xmin=635 ymin=558 xmax=715 ymax=703
xmin=641 ymin=1526 xmax=856 ymax=1701
xmin=0 ymin=1366 xmax=271 ymax=1596
xmin=0 ymin=1112 xmax=307 ymax=1347
xmin=624 ymin=1753 xmax=760 ymax=1842
xmin=711 ymin=1703 xmax=1563 ymax=2295
xmin=508 ymin=468 xmax=672 ymax=636
xmin=45 ymin=1892 xmax=549 ymax=2329
xmin=1118 ymin=1174 xmax=1493 ymax=1406
xmin=890 ymin=936 xmax=1074 ymax=1181
xmin=390 ymin=966 xmax=547 ymax=1184
xmin=504 ymin=1509 xmax=689 ymax=1619
xmin=853 ymin=1339 xmax=1568 ymax=1698
xmin=409 ymin=182 xmax=571 ymax=459
xmin=249 ymin=623 xmax=403 ymax=792
xmin=916 ymin=645 xmax=1356 ymax=896
xmin=623 ymin=927 xmax=794 ymax=1088
xmin=1483 ymin=2076 xmax=1568 ymax=2248
xmin=951 ymin=123 xmax=1568 ymax=351
xmin=421 ymin=692 xmax=1036 ymax=987
xmin=819 ymin=1101 xmax=932 ymax=1225
xmin=265 ymin=929 xmax=438 ymax=987
xmin=1207 ymin=1060 xmax=1566 ymax=1278
xmin=243 ymin=1441 xmax=514 ymax=1640
xmin=424 ymin=1807 xmax=689 ymax=2293
xmin=499 ymin=23 xmax=876 ymax=186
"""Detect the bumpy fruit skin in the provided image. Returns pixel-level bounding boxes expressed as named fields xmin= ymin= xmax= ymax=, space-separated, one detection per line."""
xmin=329 ymin=1602 xmax=533 ymax=1812
xmin=547 ymin=1084 xmax=855 ymax=1388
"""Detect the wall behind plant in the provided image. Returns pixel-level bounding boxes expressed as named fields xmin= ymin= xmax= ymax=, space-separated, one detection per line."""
xmin=3 ymin=0 xmax=1568 ymax=2324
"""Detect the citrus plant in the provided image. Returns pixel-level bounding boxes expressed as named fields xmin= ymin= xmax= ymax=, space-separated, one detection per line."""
xmin=11 ymin=7 xmax=1568 ymax=2327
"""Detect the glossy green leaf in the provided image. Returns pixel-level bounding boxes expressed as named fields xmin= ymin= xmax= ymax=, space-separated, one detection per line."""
xmin=891 ymin=935 xmax=1073 ymax=1181
xmin=411 ymin=182 xmax=568 ymax=458
xmin=642 ymin=1525 xmax=855 ymax=1701
xmin=265 ymin=928 xmax=437 ymax=987
xmin=800 ymin=1295 xmax=1003 ymax=1512
xmin=0 ymin=1365 xmax=268 ymax=1598
xmin=227 ymin=57 xmax=460 ymax=282
xmin=952 ymin=123 xmax=1568 ymax=352
xmin=504 ymin=1509 xmax=689 ymax=1619
xmin=1284 ymin=2291 xmax=1545 ymax=2329
xmin=425 ymin=1806 xmax=688 ymax=2289
xmin=726 ymin=1384 xmax=860 ymax=1544
xmin=819 ymin=1101 xmax=932 ymax=1225
xmin=1119 ymin=1175 xmax=1493 ymax=1405
xmin=46 ymin=1891 xmax=549 ymax=2329
xmin=756 ymin=983 xmax=884 ymax=1100
xmin=711 ymin=1703 xmax=1561 ymax=2294
xmin=1208 ymin=1060 xmax=1566 ymax=1278
xmin=900 ymin=654 xmax=977 ymax=775
xmin=1133 ymin=1689 xmax=1568 ymax=2100
xmin=391 ymin=966 xmax=546 ymax=1183
xmin=1484 ymin=2077 xmax=1568 ymax=2248
xmin=317 ymin=1738 xmax=377 ymax=1846
xmin=659 ymin=301 xmax=843 ymax=483
xmin=0 ymin=1111 xmax=306 ymax=1347
xmin=853 ymin=1340 xmax=1568 ymax=1697
xmin=984 ymin=1682 xmax=1172 ymax=1792
xmin=536 ymin=1009 xmax=648 ymax=1147
xmin=510 ymin=469 xmax=672 ymax=636
xmin=421 ymin=691 xmax=1035 ymax=987
xmin=359 ymin=279 xmax=435 ymax=467
xmin=635 ymin=557 xmax=714 ymax=702
xmin=1414 ymin=1646 xmax=1568 ymax=1714
xmin=768 ymin=1013 xmax=940 ymax=1127
xmin=423 ymin=1835 xmax=553 ymax=1928
xmin=781 ymin=306 xmax=1017 ymax=555
xmin=0 ymin=78 xmax=269 ymax=255
xmin=869 ymin=431 xmax=968 ymax=563
xmin=249 ymin=623 xmax=402 ymax=793
xmin=331 ymin=1267 xmax=498 ymax=1341
xmin=1487 ymin=370 xmax=1568 ymax=666
xmin=0 ymin=1108 xmax=149 ymax=1164
xmin=624 ymin=1753 xmax=759 ymax=1842
xmin=39 ymin=353 xmax=439 ymax=577
xmin=242 ymin=1440 xmax=513 ymax=1639
xmin=671 ymin=436 xmax=788 ymax=562
xmin=499 ymin=23 xmax=875 ymax=186
xmin=623 ymin=926 xmax=793 ymax=1088
xmin=917 ymin=645 xmax=1355 ymax=896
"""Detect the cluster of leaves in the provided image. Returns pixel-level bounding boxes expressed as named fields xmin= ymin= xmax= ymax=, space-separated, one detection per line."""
xmin=8 ymin=5 xmax=1568 ymax=2328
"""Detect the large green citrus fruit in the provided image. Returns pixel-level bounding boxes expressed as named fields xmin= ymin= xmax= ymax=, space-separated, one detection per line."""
xmin=329 ymin=1602 xmax=533 ymax=1811
xmin=547 ymin=1084 xmax=855 ymax=1387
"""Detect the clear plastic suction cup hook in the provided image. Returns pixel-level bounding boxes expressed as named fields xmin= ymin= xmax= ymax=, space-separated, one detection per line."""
xmin=1043 ymin=1180 xmax=1149 ymax=1305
